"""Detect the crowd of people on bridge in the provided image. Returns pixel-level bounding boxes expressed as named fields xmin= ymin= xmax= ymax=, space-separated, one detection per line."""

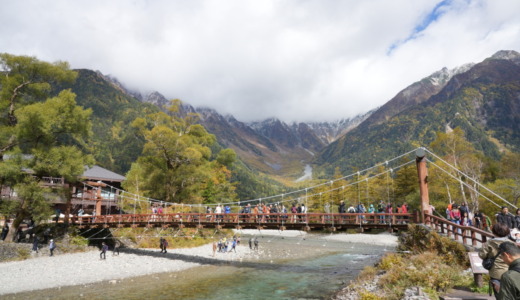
xmin=445 ymin=203 xmax=520 ymax=234
xmin=197 ymin=200 xmax=411 ymax=225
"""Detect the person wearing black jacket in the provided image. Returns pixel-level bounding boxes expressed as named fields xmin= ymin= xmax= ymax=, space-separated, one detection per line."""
xmin=338 ymin=201 xmax=346 ymax=213
xmin=514 ymin=208 xmax=520 ymax=230
xmin=1 ymin=223 xmax=8 ymax=241
xmin=497 ymin=206 xmax=517 ymax=229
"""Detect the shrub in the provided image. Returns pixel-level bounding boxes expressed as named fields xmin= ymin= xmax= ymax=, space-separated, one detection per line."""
xmin=16 ymin=247 xmax=30 ymax=260
xmin=398 ymin=224 xmax=468 ymax=267
xmin=70 ymin=235 xmax=89 ymax=247
xmin=359 ymin=290 xmax=380 ymax=300
xmin=358 ymin=266 xmax=378 ymax=282
xmin=378 ymin=251 xmax=468 ymax=299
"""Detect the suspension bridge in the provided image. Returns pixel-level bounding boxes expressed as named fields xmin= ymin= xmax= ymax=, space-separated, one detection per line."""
xmin=65 ymin=146 xmax=517 ymax=249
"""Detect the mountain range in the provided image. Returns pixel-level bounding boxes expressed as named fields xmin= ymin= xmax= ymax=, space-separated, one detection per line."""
xmin=117 ymin=83 xmax=372 ymax=180
xmin=53 ymin=49 xmax=520 ymax=188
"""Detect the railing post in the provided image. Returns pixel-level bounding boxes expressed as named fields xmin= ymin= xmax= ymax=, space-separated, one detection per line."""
xmin=416 ymin=148 xmax=431 ymax=224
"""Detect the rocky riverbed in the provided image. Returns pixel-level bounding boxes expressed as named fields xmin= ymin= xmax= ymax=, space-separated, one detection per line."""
xmin=0 ymin=231 xmax=398 ymax=297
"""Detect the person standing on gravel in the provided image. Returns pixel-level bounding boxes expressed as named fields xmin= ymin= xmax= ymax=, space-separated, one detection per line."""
xmin=113 ymin=240 xmax=121 ymax=256
xmin=1 ymin=223 xmax=8 ymax=241
xmin=49 ymin=239 xmax=56 ymax=256
xmin=159 ymin=238 xmax=165 ymax=253
xmin=32 ymin=234 xmax=39 ymax=253
xmin=161 ymin=238 xmax=168 ymax=254
xmin=100 ymin=242 xmax=108 ymax=259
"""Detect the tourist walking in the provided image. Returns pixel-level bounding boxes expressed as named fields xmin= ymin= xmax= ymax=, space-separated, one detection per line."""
xmin=100 ymin=242 xmax=108 ymax=259
xmin=248 ymin=237 xmax=253 ymax=249
xmin=479 ymin=223 xmax=514 ymax=298
xmin=230 ymin=239 xmax=237 ymax=253
xmin=113 ymin=240 xmax=121 ymax=256
xmin=1 ymin=223 xmax=8 ymax=241
xmin=254 ymin=237 xmax=259 ymax=250
xmin=49 ymin=239 xmax=56 ymax=256
xmin=161 ymin=238 xmax=168 ymax=253
xmin=159 ymin=238 xmax=165 ymax=253
xmin=32 ymin=234 xmax=39 ymax=253
xmin=497 ymin=242 xmax=520 ymax=300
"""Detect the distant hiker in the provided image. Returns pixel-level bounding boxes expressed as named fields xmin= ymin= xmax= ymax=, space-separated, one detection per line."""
xmin=254 ymin=238 xmax=259 ymax=250
xmin=100 ymin=242 xmax=108 ymax=259
xmin=49 ymin=239 xmax=56 ymax=256
xmin=55 ymin=208 xmax=61 ymax=223
xmin=230 ymin=239 xmax=237 ymax=253
xmin=32 ymin=234 xmax=39 ymax=253
xmin=16 ymin=226 xmax=24 ymax=243
xmin=113 ymin=240 xmax=121 ymax=256
xmin=161 ymin=239 xmax=168 ymax=254
xmin=212 ymin=241 xmax=217 ymax=257
xmin=248 ymin=237 xmax=253 ymax=249
xmin=43 ymin=228 xmax=51 ymax=244
xmin=159 ymin=238 xmax=165 ymax=253
xmin=1 ymin=223 xmax=9 ymax=241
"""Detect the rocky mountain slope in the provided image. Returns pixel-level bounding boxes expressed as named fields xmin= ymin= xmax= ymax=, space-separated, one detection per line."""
xmin=315 ymin=50 xmax=520 ymax=176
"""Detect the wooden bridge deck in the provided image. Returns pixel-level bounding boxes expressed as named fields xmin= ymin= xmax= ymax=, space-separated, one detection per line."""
xmin=74 ymin=212 xmax=418 ymax=231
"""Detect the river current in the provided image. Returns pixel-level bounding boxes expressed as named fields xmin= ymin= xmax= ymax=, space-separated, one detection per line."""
xmin=9 ymin=235 xmax=392 ymax=300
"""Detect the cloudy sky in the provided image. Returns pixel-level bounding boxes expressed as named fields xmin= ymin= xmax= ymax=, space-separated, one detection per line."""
xmin=1 ymin=0 xmax=519 ymax=122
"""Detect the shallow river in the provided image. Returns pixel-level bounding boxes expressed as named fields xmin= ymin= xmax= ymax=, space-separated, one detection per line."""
xmin=8 ymin=235 xmax=392 ymax=300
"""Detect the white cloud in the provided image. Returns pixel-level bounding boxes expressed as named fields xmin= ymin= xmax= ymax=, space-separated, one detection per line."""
xmin=1 ymin=0 xmax=519 ymax=122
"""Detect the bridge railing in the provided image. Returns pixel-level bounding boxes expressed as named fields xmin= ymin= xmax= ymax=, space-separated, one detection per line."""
xmin=76 ymin=212 xmax=417 ymax=227
xmin=424 ymin=213 xmax=493 ymax=248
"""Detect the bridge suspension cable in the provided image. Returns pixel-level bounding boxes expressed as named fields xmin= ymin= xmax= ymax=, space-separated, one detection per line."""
xmin=423 ymin=147 xmax=517 ymax=209
xmin=232 ymin=148 xmax=419 ymax=206
xmin=426 ymin=159 xmax=502 ymax=209
xmin=81 ymin=148 xmax=419 ymax=210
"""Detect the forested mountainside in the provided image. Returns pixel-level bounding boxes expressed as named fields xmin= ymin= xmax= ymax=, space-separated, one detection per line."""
xmin=53 ymin=69 xmax=159 ymax=174
xmin=315 ymin=50 xmax=520 ymax=176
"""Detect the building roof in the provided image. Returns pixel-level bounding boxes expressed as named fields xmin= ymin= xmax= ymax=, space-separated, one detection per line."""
xmin=81 ymin=165 xmax=126 ymax=182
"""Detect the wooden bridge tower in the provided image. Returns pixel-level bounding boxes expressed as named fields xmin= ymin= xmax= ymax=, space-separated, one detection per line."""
xmin=416 ymin=148 xmax=432 ymax=223
xmin=86 ymin=181 xmax=107 ymax=216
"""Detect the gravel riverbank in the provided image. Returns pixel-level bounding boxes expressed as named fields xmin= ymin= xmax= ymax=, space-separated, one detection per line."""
xmin=0 ymin=232 xmax=398 ymax=296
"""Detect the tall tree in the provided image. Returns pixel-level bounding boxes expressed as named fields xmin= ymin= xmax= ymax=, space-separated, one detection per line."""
xmin=0 ymin=54 xmax=92 ymax=233
xmin=0 ymin=53 xmax=77 ymax=158
xmin=125 ymin=100 xmax=237 ymax=204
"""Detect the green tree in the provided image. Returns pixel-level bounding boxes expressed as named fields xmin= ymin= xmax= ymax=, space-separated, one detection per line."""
xmin=125 ymin=100 xmax=237 ymax=204
xmin=0 ymin=54 xmax=92 ymax=234
xmin=0 ymin=53 xmax=77 ymax=157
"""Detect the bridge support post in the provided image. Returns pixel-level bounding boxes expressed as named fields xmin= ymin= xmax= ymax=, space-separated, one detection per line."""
xmin=416 ymin=148 xmax=432 ymax=223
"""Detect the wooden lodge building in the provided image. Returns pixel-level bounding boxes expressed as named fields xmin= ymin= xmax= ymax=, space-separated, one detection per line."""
xmin=1 ymin=165 xmax=126 ymax=217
